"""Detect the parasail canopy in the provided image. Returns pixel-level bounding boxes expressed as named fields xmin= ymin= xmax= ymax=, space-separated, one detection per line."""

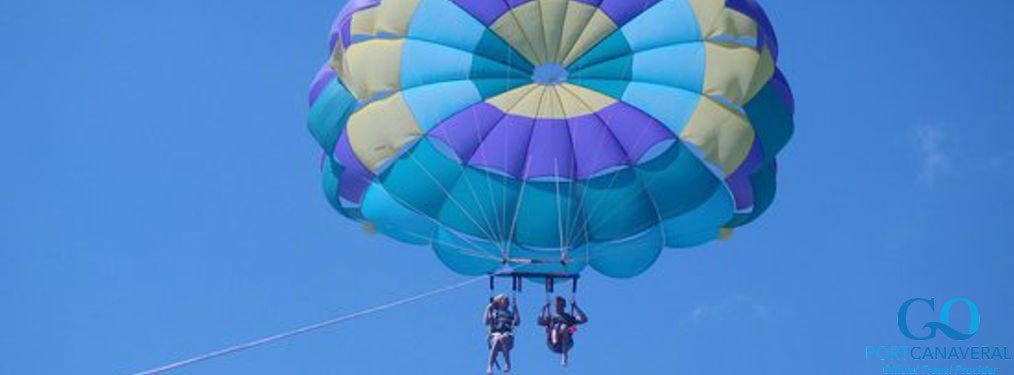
xmin=308 ymin=0 xmax=794 ymax=279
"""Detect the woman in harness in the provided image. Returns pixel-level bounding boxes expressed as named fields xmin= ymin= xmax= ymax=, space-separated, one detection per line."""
xmin=538 ymin=296 xmax=588 ymax=366
xmin=484 ymin=293 xmax=520 ymax=374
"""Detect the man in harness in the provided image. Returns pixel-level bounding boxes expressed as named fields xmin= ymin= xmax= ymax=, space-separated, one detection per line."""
xmin=538 ymin=296 xmax=588 ymax=367
xmin=484 ymin=293 xmax=520 ymax=374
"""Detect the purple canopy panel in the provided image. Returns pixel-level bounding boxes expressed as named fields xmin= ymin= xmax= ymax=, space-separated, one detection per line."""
xmin=428 ymin=102 xmax=506 ymax=162
xmin=523 ymin=118 xmax=576 ymax=179
xmin=724 ymin=0 xmax=779 ymax=60
xmin=334 ymin=0 xmax=382 ymax=50
xmin=333 ymin=131 xmax=374 ymax=205
xmin=505 ymin=0 xmax=534 ymax=7
xmin=309 ymin=65 xmax=336 ymax=106
xmin=724 ymin=138 xmax=765 ymax=210
xmin=449 ymin=0 xmax=512 ymax=26
xmin=468 ymin=114 xmax=537 ymax=178
xmin=596 ymin=102 xmax=675 ymax=163
xmin=567 ymin=113 xmax=630 ymax=179
xmin=597 ymin=0 xmax=663 ymax=26
xmin=770 ymin=69 xmax=795 ymax=115
xmin=451 ymin=0 xmax=660 ymax=28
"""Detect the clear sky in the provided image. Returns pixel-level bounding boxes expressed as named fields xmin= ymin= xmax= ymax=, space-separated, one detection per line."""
xmin=2 ymin=1 xmax=1013 ymax=374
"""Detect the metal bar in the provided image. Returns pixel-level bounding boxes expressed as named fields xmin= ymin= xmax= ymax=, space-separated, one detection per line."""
xmin=491 ymin=271 xmax=580 ymax=279
xmin=504 ymin=257 xmax=561 ymax=265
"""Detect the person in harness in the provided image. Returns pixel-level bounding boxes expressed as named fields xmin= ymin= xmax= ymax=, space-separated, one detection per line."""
xmin=484 ymin=293 xmax=520 ymax=374
xmin=538 ymin=295 xmax=588 ymax=366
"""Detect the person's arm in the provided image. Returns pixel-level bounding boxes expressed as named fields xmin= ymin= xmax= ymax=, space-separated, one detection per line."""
xmin=537 ymin=303 xmax=550 ymax=326
xmin=512 ymin=298 xmax=521 ymax=326
xmin=483 ymin=304 xmax=492 ymax=326
xmin=572 ymin=302 xmax=588 ymax=324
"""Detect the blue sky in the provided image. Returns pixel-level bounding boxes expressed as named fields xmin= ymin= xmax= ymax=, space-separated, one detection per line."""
xmin=2 ymin=1 xmax=1013 ymax=374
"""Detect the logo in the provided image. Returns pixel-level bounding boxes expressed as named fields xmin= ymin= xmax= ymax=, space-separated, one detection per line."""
xmin=898 ymin=298 xmax=980 ymax=340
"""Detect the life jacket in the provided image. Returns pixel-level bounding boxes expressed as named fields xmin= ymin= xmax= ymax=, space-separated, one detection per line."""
xmin=489 ymin=307 xmax=515 ymax=334
xmin=552 ymin=312 xmax=579 ymax=328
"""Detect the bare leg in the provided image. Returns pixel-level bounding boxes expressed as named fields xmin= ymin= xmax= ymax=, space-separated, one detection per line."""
xmin=488 ymin=336 xmax=502 ymax=375
xmin=502 ymin=336 xmax=513 ymax=373
xmin=558 ymin=330 xmax=572 ymax=367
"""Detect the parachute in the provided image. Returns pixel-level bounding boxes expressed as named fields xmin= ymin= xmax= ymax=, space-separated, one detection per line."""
xmin=308 ymin=0 xmax=794 ymax=279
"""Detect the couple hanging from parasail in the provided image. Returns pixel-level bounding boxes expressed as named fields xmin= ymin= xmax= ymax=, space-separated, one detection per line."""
xmin=484 ymin=293 xmax=588 ymax=374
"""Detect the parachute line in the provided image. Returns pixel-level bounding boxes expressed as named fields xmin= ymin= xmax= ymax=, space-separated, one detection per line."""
xmin=565 ymin=121 xmax=671 ymax=247
xmin=366 ymin=176 xmax=504 ymax=262
xmin=398 ymin=230 xmax=502 ymax=262
xmin=555 ymin=84 xmax=618 ymax=249
xmin=131 ymin=273 xmax=494 ymax=375
xmin=404 ymin=153 xmax=503 ymax=248
xmin=399 ymin=65 xmax=505 ymax=248
xmin=506 ymin=88 xmax=550 ymax=258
